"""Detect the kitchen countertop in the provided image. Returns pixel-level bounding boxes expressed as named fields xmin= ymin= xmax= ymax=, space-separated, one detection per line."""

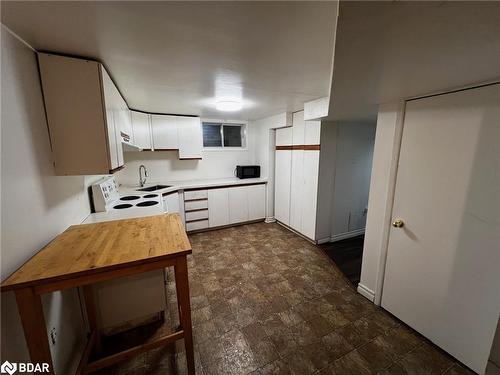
xmin=83 ymin=205 xmax=164 ymax=224
xmin=119 ymin=177 xmax=268 ymax=196
xmin=1 ymin=214 xmax=190 ymax=291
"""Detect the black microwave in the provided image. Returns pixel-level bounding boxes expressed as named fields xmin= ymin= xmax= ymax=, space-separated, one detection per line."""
xmin=236 ymin=165 xmax=260 ymax=179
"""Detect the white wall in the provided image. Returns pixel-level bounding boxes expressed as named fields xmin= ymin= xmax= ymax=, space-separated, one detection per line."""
xmin=252 ymin=112 xmax=292 ymax=221
xmin=315 ymin=121 xmax=337 ymax=242
xmin=358 ymin=102 xmax=405 ymax=303
xmin=1 ymin=27 xmax=92 ymax=374
xmin=115 ymin=121 xmax=258 ymax=185
xmin=331 ymin=122 xmax=375 ymax=238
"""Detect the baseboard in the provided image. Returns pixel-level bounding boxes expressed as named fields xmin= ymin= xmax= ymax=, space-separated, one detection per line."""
xmin=316 ymin=237 xmax=331 ymax=245
xmin=187 ymin=219 xmax=265 ymax=233
xmin=330 ymin=228 xmax=365 ymax=242
xmin=265 ymin=217 xmax=276 ymax=223
xmin=275 ymin=220 xmax=316 ymax=245
xmin=357 ymin=283 xmax=375 ymax=302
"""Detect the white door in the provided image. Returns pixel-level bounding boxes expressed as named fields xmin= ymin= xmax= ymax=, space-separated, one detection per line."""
xmin=301 ymin=150 xmax=320 ymax=240
xmin=382 ymin=84 xmax=500 ymax=374
xmin=247 ymin=184 xmax=266 ymax=221
xmin=178 ymin=117 xmax=202 ymax=159
xmin=208 ymin=188 xmax=230 ymax=227
xmin=289 ymin=150 xmax=304 ymax=232
xmin=131 ymin=111 xmax=152 ymax=149
xmin=151 ymin=114 xmax=179 ymax=150
xmin=228 ymin=186 xmax=249 ymax=224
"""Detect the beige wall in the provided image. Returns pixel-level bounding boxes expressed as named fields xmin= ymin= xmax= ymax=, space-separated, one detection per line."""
xmin=1 ymin=26 xmax=93 ymax=373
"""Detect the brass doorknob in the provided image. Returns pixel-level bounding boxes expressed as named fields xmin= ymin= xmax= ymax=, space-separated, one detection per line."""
xmin=392 ymin=219 xmax=404 ymax=228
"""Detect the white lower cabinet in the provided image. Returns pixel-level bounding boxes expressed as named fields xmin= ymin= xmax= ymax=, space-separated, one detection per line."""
xmin=186 ymin=220 xmax=209 ymax=231
xmin=208 ymin=188 xmax=230 ymax=227
xmin=203 ymin=184 xmax=266 ymax=229
xmin=248 ymin=184 xmax=266 ymax=221
xmin=228 ymin=186 xmax=249 ymax=224
xmin=163 ymin=192 xmax=180 ymax=213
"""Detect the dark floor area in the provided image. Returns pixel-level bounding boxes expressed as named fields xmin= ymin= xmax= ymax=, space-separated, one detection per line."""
xmin=96 ymin=224 xmax=472 ymax=375
xmin=320 ymin=235 xmax=365 ymax=286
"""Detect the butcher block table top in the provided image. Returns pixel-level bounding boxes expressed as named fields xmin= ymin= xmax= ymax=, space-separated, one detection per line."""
xmin=1 ymin=213 xmax=191 ymax=291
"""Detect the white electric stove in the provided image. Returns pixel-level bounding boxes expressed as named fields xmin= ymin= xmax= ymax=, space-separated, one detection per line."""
xmin=84 ymin=176 xmax=167 ymax=334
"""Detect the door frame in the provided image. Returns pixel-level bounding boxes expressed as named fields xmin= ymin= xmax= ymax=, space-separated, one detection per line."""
xmin=364 ymin=79 xmax=500 ymax=306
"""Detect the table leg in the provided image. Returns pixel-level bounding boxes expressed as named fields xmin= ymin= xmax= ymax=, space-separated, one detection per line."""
xmin=174 ymin=256 xmax=195 ymax=375
xmin=82 ymin=285 xmax=102 ymax=353
xmin=14 ymin=288 xmax=54 ymax=374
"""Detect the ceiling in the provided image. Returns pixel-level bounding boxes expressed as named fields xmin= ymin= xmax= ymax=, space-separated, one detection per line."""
xmin=1 ymin=1 xmax=337 ymax=121
xmin=329 ymin=1 xmax=500 ymax=122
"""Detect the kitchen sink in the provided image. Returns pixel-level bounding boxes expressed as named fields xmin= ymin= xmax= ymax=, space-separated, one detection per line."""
xmin=136 ymin=184 xmax=171 ymax=192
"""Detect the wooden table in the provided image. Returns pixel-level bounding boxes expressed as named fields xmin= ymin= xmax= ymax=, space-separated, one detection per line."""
xmin=1 ymin=214 xmax=195 ymax=375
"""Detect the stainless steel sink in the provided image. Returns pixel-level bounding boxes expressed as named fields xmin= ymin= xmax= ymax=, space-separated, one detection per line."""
xmin=136 ymin=185 xmax=171 ymax=192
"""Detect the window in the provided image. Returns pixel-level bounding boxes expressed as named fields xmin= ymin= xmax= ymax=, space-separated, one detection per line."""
xmin=202 ymin=122 xmax=246 ymax=148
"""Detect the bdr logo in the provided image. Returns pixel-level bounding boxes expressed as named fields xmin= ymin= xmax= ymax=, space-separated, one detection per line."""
xmin=1 ymin=361 xmax=50 ymax=374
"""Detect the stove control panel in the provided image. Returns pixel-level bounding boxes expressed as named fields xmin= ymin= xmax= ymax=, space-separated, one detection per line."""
xmin=91 ymin=176 xmax=120 ymax=212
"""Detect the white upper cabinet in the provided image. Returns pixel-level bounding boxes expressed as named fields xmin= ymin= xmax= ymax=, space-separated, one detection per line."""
xmin=276 ymin=127 xmax=293 ymax=146
xmin=131 ymin=111 xmax=152 ymax=149
xmin=151 ymin=114 xmax=179 ymax=150
xmin=305 ymin=120 xmax=321 ymax=145
xmin=38 ymin=53 xmax=124 ymax=175
xmin=100 ymin=67 xmax=125 ymax=168
xmin=177 ymin=117 xmax=202 ymax=159
xmin=150 ymin=114 xmax=203 ymax=159
xmin=292 ymin=111 xmax=306 ymax=145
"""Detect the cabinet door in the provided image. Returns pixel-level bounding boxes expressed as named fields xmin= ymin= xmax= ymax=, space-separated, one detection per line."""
xmin=208 ymin=188 xmax=230 ymax=227
xmin=276 ymin=127 xmax=292 ymax=146
xmin=247 ymin=185 xmax=266 ymax=221
xmin=151 ymin=114 xmax=179 ymax=150
xmin=117 ymin=105 xmax=133 ymax=144
xmin=228 ymin=186 xmax=249 ymax=224
xmin=131 ymin=111 xmax=152 ymax=149
xmin=292 ymin=111 xmax=305 ymax=145
xmin=101 ymin=67 xmax=124 ymax=170
xmin=164 ymin=193 xmax=180 ymax=213
xmin=289 ymin=149 xmax=304 ymax=232
xmin=305 ymin=120 xmax=321 ymax=145
xmin=274 ymin=150 xmax=291 ymax=225
xmin=301 ymin=151 xmax=320 ymax=240
xmin=178 ymin=117 xmax=202 ymax=159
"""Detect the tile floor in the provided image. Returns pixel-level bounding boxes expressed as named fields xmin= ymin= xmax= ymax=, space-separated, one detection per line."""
xmin=100 ymin=222 xmax=475 ymax=375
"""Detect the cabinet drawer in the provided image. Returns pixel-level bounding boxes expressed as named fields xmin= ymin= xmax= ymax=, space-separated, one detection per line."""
xmin=186 ymin=219 xmax=209 ymax=231
xmin=185 ymin=209 xmax=208 ymax=221
xmin=184 ymin=200 xmax=208 ymax=211
xmin=184 ymin=189 xmax=208 ymax=200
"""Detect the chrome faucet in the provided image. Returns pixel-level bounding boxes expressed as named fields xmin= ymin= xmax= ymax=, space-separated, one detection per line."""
xmin=139 ymin=164 xmax=148 ymax=187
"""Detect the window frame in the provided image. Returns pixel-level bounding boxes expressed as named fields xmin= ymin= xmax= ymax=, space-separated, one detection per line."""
xmin=201 ymin=120 xmax=247 ymax=150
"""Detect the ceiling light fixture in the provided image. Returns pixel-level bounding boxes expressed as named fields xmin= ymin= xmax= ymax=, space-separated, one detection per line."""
xmin=216 ymin=100 xmax=242 ymax=112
